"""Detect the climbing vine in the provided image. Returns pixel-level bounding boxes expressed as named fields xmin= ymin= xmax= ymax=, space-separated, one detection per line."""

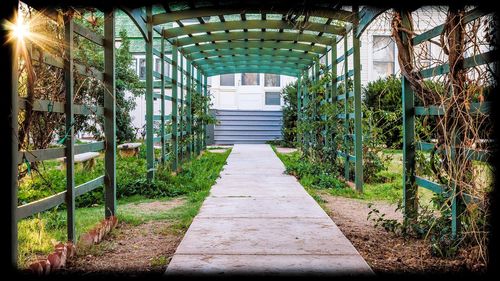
xmin=296 ymin=64 xmax=389 ymax=183
xmin=384 ymin=7 xmax=495 ymax=263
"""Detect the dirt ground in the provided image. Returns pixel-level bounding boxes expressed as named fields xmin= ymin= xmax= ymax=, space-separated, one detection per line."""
xmin=59 ymin=199 xmax=187 ymax=275
xmin=64 ymin=220 xmax=183 ymax=275
xmin=317 ymin=191 xmax=487 ymax=273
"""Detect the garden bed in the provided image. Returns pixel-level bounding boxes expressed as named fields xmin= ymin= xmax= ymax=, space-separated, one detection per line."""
xmin=318 ymin=192 xmax=486 ymax=273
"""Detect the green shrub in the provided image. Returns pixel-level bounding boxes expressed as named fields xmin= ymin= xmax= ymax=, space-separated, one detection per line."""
xmin=280 ymin=82 xmax=298 ymax=147
xmin=363 ymin=75 xmax=402 ymax=149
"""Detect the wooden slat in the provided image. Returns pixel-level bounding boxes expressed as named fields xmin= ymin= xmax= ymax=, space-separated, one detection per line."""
xmin=16 ymin=191 xmax=66 ymax=220
xmin=31 ymin=48 xmax=104 ymax=80
xmin=153 ymin=93 xmax=175 ymax=101
xmin=336 ymin=69 xmax=354 ymax=81
xmin=75 ymin=176 xmax=105 ymax=197
xmin=16 ymin=175 xmax=105 ymax=220
xmin=415 ymin=176 xmax=445 ymax=194
xmin=415 ymin=102 xmax=491 ymax=116
xmin=412 ymin=8 xmax=491 ymax=45
xmin=152 ymin=115 xmax=173 ymax=121
xmin=18 ymin=141 xmax=104 ymax=164
xmin=73 ymin=22 xmax=104 ymax=46
xmin=335 ymin=47 xmax=354 ymax=64
xmin=420 ymin=51 xmax=495 ymax=78
xmin=19 ymin=98 xmax=104 ymax=115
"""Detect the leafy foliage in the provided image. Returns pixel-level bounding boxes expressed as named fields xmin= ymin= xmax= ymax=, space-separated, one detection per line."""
xmin=363 ymin=75 xmax=402 ymax=149
xmin=294 ymin=64 xmax=388 ymax=184
xmin=280 ymin=81 xmax=298 ymax=147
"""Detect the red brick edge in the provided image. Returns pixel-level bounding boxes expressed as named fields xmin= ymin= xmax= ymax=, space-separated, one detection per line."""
xmin=28 ymin=216 xmax=118 ymax=275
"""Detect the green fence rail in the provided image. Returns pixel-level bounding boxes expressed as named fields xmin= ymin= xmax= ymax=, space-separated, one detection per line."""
xmin=401 ymin=7 xmax=494 ymax=237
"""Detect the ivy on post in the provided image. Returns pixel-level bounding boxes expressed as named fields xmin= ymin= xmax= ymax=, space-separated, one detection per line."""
xmin=145 ymin=6 xmax=154 ymax=181
xmin=171 ymin=44 xmax=179 ymax=171
xmin=203 ymin=74 xmax=208 ymax=149
xmin=330 ymin=36 xmax=338 ymax=151
xmin=179 ymin=55 xmax=184 ymax=162
xmin=160 ymin=34 xmax=166 ymax=164
xmin=400 ymin=10 xmax=418 ymax=224
xmin=63 ymin=13 xmax=76 ymax=241
xmin=296 ymin=74 xmax=302 ymax=146
xmin=303 ymin=72 xmax=309 ymax=156
xmin=186 ymin=59 xmax=192 ymax=159
xmin=196 ymin=70 xmax=202 ymax=154
xmin=352 ymin=5 xmax=364 ymax=192
xmin=104 ymin=8 xmax=116 ymax=217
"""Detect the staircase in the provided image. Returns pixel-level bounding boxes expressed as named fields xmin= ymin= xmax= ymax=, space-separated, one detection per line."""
xmin=213 ymin=110 xmax=283 ymax=144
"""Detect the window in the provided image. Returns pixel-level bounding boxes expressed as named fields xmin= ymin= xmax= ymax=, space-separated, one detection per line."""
xmin=154 ymin=58 xmax=161 ymax=80
xmin=139 ymin=58 xmax=146 ymax=80
xmin=130 ymin=58 xmax=137 ymax=73
xmin=372 ymin=36 xmax=395 ymax=79
xmin=220 ymin=74 xmax=235 ymax=86
xmin=241 ymin=73 xmax=260 ymax=85
xmin=264 ymin=74 xmax=280 ymax=87
xmin=164 ymin=61 xmax=171 ymax=78
xmin=265 ymin=92 xmax=281 ymax=105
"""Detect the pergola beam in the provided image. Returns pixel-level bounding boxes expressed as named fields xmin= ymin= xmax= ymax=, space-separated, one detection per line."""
xmin=194 ymin=57 xmax=311 ymax=67
xmin=181 ymin=41 xmax=326 ymax=55
xmin=206 ymin=68 xmax=299 ymax=77
xmin=163 ymin=20 xmax=346 ymax=39
xmin=172 ymin=31 xmax=335 ymax=47
xmin=204 ymin=65 xmax=299 ymax=74
xmin=198 ymin=60 xmax=309 ymax=70
xmin=187 ymin=48 xmax=318 ymax=61
xmin=153 ymin=6 xmax=356 ymax=25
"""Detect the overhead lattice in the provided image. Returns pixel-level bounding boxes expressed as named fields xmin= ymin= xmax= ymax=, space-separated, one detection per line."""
xmin=152 ymin=0 xmax=357 ymax=77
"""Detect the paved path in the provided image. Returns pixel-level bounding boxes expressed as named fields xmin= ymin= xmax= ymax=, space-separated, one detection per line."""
xmin=165 ymin=144 xmax=373 ymax=276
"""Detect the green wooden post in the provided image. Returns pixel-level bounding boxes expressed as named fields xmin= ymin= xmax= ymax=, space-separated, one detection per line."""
xmin=171 ymin=45 xmax=179 ymax=171
xmin=186 ymin=61 xmax=192 ymax=158
xmin=185 ymin=60 xmax=191 ymax=158
xmin=313 ymin=58 xmax=319 ymax=151
xmin=63 ymin=14 xmax=76 ymax=241
xmin=104 ymin=8 xmax=116 ymax=217
xmin=8 ymin=0 xmax=19 ymax=265
xmin=197 ymin=70 xmax=202 ymax=154
xmin=343 ymin=35 xmax=350 ymax=181
xmin=302 ymin=71 xmax=309 ymax=155
xmin=296 ymin=74 xmax=302 ymax=146
xmin=179 ymin=55 xmax=184 ymax=161
xmin=203 ymin=74 xmax=208 ymax=149
xmin=400 ymin=10 xmax=418 ymax=223
xmin=352 ymin=7 xmax=364 ymax=192
xmin=323 ymin=51 xmax=329 ymax=148
xmin=402 ymin=77 xmax=417 ymax=222
xmin=160 ymin=35 xmax=166 ymax=163
xmin=145 ymin=6 xmax=154 ymax=181
xmin=331 ymin=37 xmax=338 ymax=152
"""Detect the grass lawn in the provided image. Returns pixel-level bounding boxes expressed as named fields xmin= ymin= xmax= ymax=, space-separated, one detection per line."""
xmin=273 ymin=146 xmax=435 ymax=206
xmin=17 ymin=149 xmax=231 ymax=267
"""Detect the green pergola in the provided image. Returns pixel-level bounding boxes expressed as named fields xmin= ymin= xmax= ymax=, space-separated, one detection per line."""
xmin=12 ymin=0 xmax=495 ymax=268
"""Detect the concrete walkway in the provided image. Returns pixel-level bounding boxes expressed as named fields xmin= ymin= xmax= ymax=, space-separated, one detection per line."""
xmin=165 ymin=144 xmax=373 ymax=276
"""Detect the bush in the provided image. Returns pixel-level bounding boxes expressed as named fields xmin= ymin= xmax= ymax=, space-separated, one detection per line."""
xmin=280 ymin=81 xmax=298 ymax=147
xmin=363 ymin=75 xmax=402 ymax=149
